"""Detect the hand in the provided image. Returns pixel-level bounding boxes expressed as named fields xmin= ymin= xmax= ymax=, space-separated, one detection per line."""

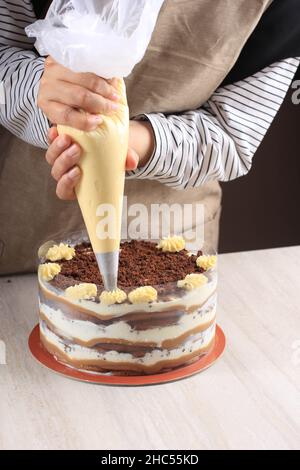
xmin=128 ymin=120 xmax=155 ymax=168
xmin=46 ymin=127 xmax=139 ymax=200
xmin=46 ymin=121 xmax=155 ymax=200
xmin=38 ymin=56 xmax=120 ymax=131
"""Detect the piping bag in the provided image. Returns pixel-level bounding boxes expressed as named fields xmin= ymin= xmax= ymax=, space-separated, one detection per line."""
xmin=27 ymin=0 xmax=164 ymax=291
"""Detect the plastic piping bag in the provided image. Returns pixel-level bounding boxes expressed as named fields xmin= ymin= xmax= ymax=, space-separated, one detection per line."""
xmin=27 ymin=0 xmax=164 ymax=290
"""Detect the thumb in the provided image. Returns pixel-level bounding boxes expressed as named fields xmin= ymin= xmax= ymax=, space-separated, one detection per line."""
xmin=48 ymin=125 xmax=58 ymax=145
xmin=126 ymin=148 xmax=139 ymax=171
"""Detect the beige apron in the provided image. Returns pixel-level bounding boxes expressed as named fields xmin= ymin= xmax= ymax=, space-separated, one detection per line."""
xmin=0 ymin=0 xmax=271 ymax=274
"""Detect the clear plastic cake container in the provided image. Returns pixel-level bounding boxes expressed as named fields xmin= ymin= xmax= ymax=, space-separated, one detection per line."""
xmin=37 ymin=232 xmax=217 ymax=375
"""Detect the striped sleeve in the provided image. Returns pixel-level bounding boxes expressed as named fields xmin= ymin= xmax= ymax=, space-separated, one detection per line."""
xmin=127 ymin=57 xmax=300 ymax=189
xmin=0 ymin=0 xmax=49 ymax=148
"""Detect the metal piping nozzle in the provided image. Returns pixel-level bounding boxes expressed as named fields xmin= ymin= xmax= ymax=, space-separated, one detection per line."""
xmin=95 ymin=250 xmax=119 ymax=291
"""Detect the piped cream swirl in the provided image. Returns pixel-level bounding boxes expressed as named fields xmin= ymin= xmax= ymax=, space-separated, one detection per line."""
xmin=196 ymin=255 xmax=217 ymax=270
xmin=157 ymin=235 xmax=185 ymax=252
xmin=46 ymin=243 xmax=75 ymax=261
xmin=177 ymin=273 xmax=208 ymax=291
xmin=65 ymin=283 xmax=97 ymax=300
xmin=39 ymin=263 xmax=61 ymax=281
xmin=128 ymin=286 xmax=158 ymax=304
xmin=100 ymin=288 xmax=127 ymax=306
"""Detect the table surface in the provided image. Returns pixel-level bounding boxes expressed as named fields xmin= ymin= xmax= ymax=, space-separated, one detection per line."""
xmin=0 ymin=246 xmax=300 ymax=450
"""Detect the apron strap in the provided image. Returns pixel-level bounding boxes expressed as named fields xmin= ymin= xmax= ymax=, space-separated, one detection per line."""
xmin=223 ymin=0 xmax=300 ymax=85
xmin=32 ymin=0 xmax=52 ymax=19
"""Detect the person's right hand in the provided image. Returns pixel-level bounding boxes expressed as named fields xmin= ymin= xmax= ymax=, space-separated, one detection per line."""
xmin=38 ymin=56 xmax=120 ymax=131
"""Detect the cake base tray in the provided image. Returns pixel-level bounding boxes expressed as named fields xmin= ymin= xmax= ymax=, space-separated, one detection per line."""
xmin=28 ymin=324 xmax=226 ymax=386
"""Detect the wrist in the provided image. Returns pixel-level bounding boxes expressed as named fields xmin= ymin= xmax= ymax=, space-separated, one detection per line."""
xmin=129 ymin=119 xmax=156 ymax=167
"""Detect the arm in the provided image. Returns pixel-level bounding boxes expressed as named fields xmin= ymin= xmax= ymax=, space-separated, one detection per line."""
xmin=46 ymin=57 xmax=299 ymax=199
xmin=127 ymin=57 xmax=300 ymax=189
xmin=0 ymin=0 xmax=121 ymax=149
xmin=0 ymin=0 xmax=49 ymax=148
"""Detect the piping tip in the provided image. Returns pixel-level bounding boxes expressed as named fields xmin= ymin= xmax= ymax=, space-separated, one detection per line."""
xmin=95 ymin=250 xmax=119 ymax=291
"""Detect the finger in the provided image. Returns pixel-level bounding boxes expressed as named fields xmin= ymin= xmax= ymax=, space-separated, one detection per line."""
xmin=44 ymin=83 xmax=119 ymax=115
xmin=45 ymin=57 xmax=120 ymax=101
xmin=48 ymin=126 xmax=58 ymax=145
xmin=56 ymin=167 xmax=81 ymax=201
xmin=51 ymin=144 xmax=81 ymax=181
xmin=108 ymin=77 xmax=127 ymax=106
xmin=108 ymin=77 xmax=119 ymax=89
xmin=126 ymin=148 xmax=139 ymax=171
xmin=46 ymin=134 xmax=73 ymax=165
xmin=43 ymin=102 xmax=103 ymax=131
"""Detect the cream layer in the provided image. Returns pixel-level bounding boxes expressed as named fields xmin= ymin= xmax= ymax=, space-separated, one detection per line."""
xmin=39 ymin=295 xmax=216 ymax=347
xmin=38 ymin=273 xmax=217 ymax=320
xmin=40 ymin=321 xmax=216 ymax=367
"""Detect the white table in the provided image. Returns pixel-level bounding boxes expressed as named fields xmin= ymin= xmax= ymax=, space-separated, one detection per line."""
xmin=0 ymin=246 xmax=300 ymax=450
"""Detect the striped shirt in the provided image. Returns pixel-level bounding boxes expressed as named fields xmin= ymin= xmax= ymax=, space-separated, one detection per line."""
xmin=0 ymin=0 xmax=299 ymax=190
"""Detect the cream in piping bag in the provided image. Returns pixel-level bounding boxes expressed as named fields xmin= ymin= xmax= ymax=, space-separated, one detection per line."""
xmin=26 ymin=0 xmax=165 ymax=288
xmin=58 ymin=79 xmax=129 ymax=290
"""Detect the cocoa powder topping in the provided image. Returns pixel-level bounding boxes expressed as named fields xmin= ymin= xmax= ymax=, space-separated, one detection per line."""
xmin=48 ymin=240 xmax=204 ymax=290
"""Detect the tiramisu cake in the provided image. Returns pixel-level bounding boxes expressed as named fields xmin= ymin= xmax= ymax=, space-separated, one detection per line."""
xmin=38 ymin=235 xmax=217 ymax=375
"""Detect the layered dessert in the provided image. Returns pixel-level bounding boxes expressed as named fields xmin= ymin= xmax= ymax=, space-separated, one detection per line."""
xmin=38 ymin=236 xmax=217 ymax=375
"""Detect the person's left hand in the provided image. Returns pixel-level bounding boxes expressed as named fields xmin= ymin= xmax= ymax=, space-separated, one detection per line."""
xmin=46 ymin=120 xmax=155 ymax=200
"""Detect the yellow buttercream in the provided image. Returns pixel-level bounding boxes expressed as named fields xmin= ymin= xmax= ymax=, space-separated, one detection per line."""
xmin=65 ymin=283 xmax=97 ymax=301
xmin=58 ymin=78 xmax=129 ymax=254
xmin=157 ymin=235 xmax=186 ymax=252
xmin=39 ymin=263 xmax=61 ymax=281
xmin=196 ymin=255 xmax=217 ymax=270
xmin=128 ymin=286 xmax=158 ymax=304
xmin=46 ymin=243 xmax=75 ymax=262
xmin=100 ymin=288 xmax=127 ymax=306
xmin=177 ymin=273 xmax=208 ymax=290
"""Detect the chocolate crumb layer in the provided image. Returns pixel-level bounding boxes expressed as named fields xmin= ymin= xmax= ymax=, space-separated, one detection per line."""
xmin=49 ymin=240 xmax=204 ymax=290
